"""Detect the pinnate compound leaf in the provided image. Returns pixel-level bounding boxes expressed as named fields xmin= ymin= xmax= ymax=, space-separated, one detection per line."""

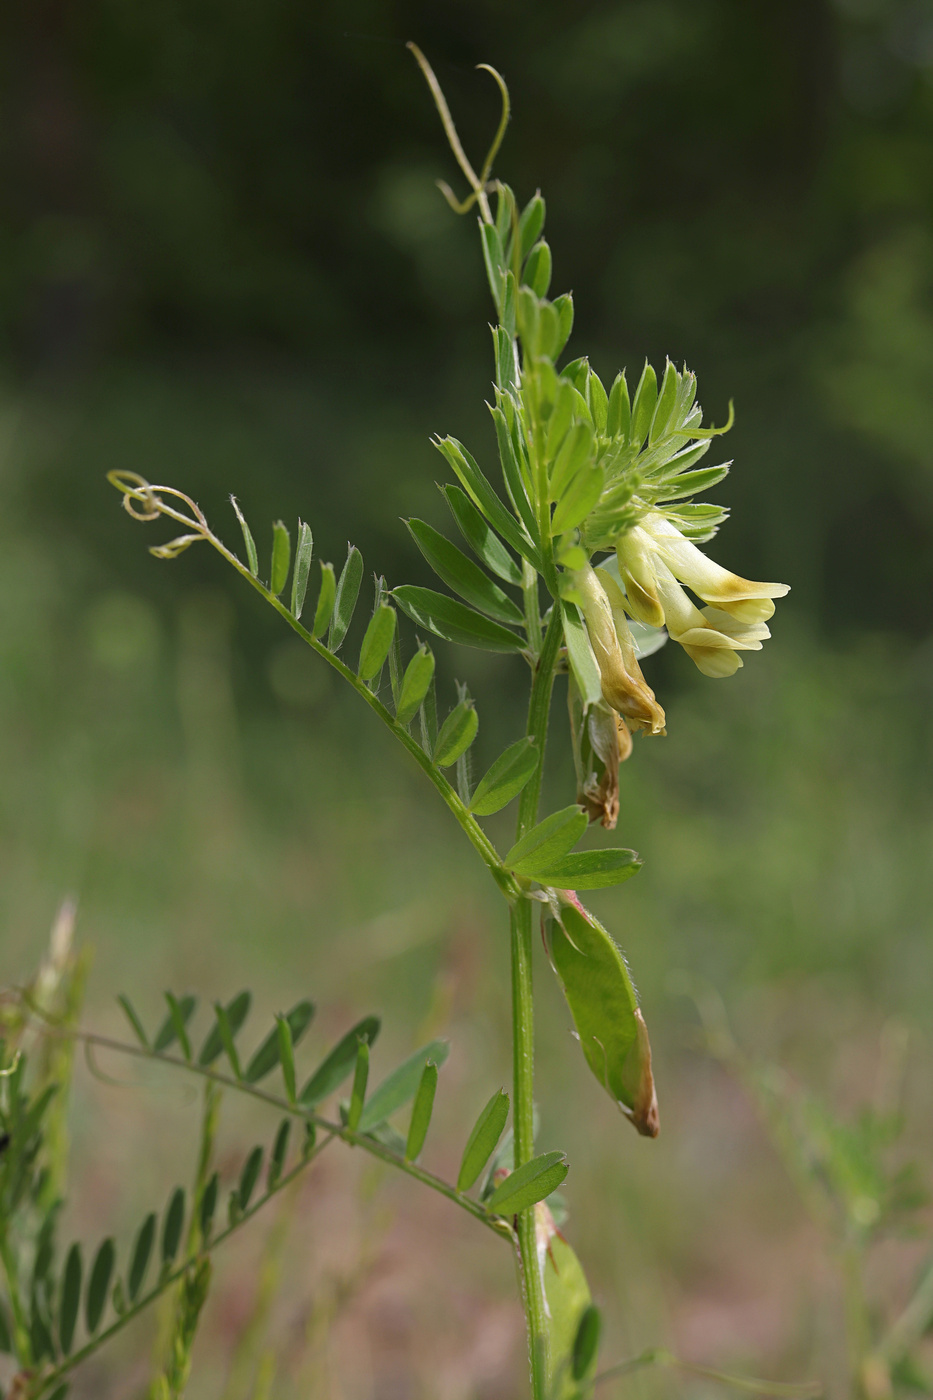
xmin=407 ymin=519 xmax=524 ymax=626
xmin=530 ymin=848 xmax=641 ymax=890
xmin=268 ymin=1120 xmax=291 ymax=1189
xmin=347 ymin=1040 xmax=369 ymax=1132
xmin=153 ymin=993 xmax=196 ymax=1056
xmin=298 ymin=1015 xmax=381 ymax=1108
xmin=504 ymin=806 xmax=587 ymax=875
xmin=442 ymin=484 xmax=522 ymax=585
xmin=358 ymin=603 xmax=397 ymax=682
xmin=85 ymin=1238 xmax=115 ymax=1333
xmin=329 ymin=545 xmax=363 ymax=651
xmin=244 ymin=1000 xmax=315 ymax=1084
xmin=358 ymin=1039 xmax=450 ymax=1134
xmin=433 ymin=700 xmax=478 ymax=769
xmin=161 ymin=1188 xmax=185 ymax=1265
xmin=270 ymin=521 xmax=291 ymax=597
xmin=116 ymin=994 xmax=149 ymax=1049
xmin=312 ymin=561 xmax=336 ymax=639
xmin=470 ymin=738 xmax=538 ymax=815
xmin=291 ymin=520 xmax=314 ymax=618
xmin=59 ymin=1243 xmax=82 ymax=1354
xmin=486 ymin=1152 xmax=568 ymax=1216
xmin=231 ymin=496 xmax=259 ymax=577
xmin=457 ymin=1089 xmax=509 ymax=1192
xmin=544 ymin=895 xmax=658 ymax=1137
xmin=237 ymin=1146 xmax=264 ymax=1211
xmin=127 ymin=1213 xmax=156 ymax=1302
xmin=395 ymin=645 xmax=435 ymax=726
xmin=405 ymin=1062 xmax=438 ymax=1163
xmin=198 ymin=990 xmax=251 ymax=1068
xmin=393 ymin=586 xmax=524 ymax=654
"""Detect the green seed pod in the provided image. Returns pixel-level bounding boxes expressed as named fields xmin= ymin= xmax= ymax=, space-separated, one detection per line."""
xmin=543 ymin=892 xmax=658 ymax=1137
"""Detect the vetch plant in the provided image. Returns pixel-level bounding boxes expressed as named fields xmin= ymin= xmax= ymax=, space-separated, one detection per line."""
xmin=0 ymin=50 xmax=839 ymax=1400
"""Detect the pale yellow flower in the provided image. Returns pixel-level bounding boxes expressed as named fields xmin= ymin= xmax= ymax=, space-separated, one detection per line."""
xmin=615 ymin=512 xmax=788 ymax=677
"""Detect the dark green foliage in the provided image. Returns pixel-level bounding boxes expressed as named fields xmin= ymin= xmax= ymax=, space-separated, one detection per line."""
xmin=58 ymin=1243 xmax=82 ymax=1353
xmin=198 ymin=992 xmax=251 ymax=1068
xmin=358 ymin=1040 xmax=449 ymax=1134
xmin=270 ymin=521 xmax=291 ymax=597
xmin=347 ymin=1040 xmax=369 ymax=1132
xmin=199 ymin=1173 xmax=219 ymax=1242
xmin=504 ymin=807 xmax=588 ymax=875
xmin=237 ymin=1147 xmax=264 ymax=1212
xmin=154 ymin=994 xmax=197 ymax=1056
xmin=116 ymin=995 xmax=149 ymax=1049
xmin=486 ymin=1153 xmax=569 ymax=1216
xmin=406 ymin=519 xmax=523 ymax=626
xmin=231 ymin=498 xmax=259 ymax=578
xmin=405 ymin=1063 xmax=438 ymax=1163
xmin=268 ymin=1120 xmax=291 ymax=1189
xmin=392 ymin=586 xmax=524 ymax=653
xmin=572 ymin=1305 xmax=602 ymax=1381
xmin=329 ymin=545 xmax=364 ymax=651
xmin=433 ymin=699 xmax=478 ymax=769
xmin=291 ymin=520 xmax=314 ymax=618
xmin=395 ymin=645 xmax=435 ymax=727
xmin=244 ymin=1001 xmax=315 ymax=1084
xmin=85 ymin=1238 xmax=115 ymax=1333
xmin=457 ymin=1090 xmax=510 ymax=1193
xmin=127 ymin=1214 xmax=156 ymax=1302
xmin=469 ymin=738 xmax=538 ymax=815
xmin=161 ymin=1188 xmax=186 ymax=1265
xmin=298 ymin=1016 xmax=381 ymax=1108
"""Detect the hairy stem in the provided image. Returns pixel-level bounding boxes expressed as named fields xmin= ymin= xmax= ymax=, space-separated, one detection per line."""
xmin=511 ymin=604 xmax=563 ymax=1397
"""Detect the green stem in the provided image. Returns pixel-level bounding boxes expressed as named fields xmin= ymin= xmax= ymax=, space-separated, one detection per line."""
xmin=0 ymin=1228 xmax=31 ymax=1363
xmin=511 ymin=896 xmax=548 ymax=1399
xmin=511 ymin=604 xmax=563 ymax=1398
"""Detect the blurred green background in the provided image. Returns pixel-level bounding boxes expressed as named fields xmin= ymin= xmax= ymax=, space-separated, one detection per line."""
xmin=2 ymin=1 xmax=933 ymax=1396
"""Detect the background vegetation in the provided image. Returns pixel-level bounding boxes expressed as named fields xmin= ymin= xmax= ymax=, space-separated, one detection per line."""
xmin=1 ymin=1 xmax=932 ymax=1395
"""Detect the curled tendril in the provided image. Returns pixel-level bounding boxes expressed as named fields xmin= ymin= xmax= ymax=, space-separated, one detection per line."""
xmin=107 ymin=470 xmax=210 ymax=535
xmin=407 ymin=43 xmax=510 ymax=225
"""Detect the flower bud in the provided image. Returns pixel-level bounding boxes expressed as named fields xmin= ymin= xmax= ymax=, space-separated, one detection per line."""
xmin=572 ymin=563 xmax=666 ymax=735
